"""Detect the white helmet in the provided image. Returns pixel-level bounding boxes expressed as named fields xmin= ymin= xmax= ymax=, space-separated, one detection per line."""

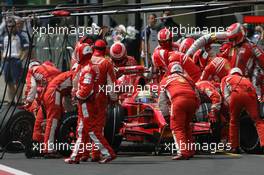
xmin=135 ymin=90 xmax=155 ymax=103
xmin=229 ymin=67 xmax=243 ymax=75
xmin=169 ymin=62 xmax=183 ymax=74
xmin=110 ymin=42 xmax=127 ymax=61
xmin=29 ymin=60 xmax=41 ymax=69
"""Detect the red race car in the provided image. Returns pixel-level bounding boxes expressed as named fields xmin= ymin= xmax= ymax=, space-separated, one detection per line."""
xmin=104 ymin=66 xmax=264 ymax=154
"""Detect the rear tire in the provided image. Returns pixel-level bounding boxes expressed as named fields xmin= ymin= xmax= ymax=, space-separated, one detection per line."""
xmin=240 ymin=114 xmax=262 ymax=154
xmin=57 ymin=112 xmax=78 ymax=157
xmin=1 ymin=109 xmax=35 ymax=152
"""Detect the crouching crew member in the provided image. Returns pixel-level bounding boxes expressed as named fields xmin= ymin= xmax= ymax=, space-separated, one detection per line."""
xmin=221 ymin=67 xmax=264 ymax=153
xmin=196 ymin=80 xmax=222 ymax=123
xmin=24 ymin=60 xmax=61 ymax=143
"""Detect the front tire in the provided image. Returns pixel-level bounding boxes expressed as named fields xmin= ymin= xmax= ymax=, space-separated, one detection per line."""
xmin=104 ymin=103 xmax=125 ymax=152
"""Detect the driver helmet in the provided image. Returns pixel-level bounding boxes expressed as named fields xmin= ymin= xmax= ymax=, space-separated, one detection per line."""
xmin=135 ymin=90 xmax=155 ymax=103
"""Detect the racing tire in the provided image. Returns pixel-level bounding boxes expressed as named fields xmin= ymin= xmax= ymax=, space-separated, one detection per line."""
xmin=56 ymin=111 xmax=78 ymax=157
xmin=104 ymin=103 xmax=126 ymax=152
xmin=0 ymin=106 xmax=35 ymax=152
xmin=240 ymin=113 xmax=263 ymax=154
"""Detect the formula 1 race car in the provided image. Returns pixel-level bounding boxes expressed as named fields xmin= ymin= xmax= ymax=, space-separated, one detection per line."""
xmin=104 ymin=65 xmax=264 ymax=154
xmin=104 ymin=90 xmax=215 ymax=154
xmin=104 ymin=90 xmax=264 ymax=154
xmin=104 ymin=65 xmax=222 ymax=153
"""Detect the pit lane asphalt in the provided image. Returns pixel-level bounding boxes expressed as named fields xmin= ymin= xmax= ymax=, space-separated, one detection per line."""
xmin=0 ymin=152 xmax=264 ymax=175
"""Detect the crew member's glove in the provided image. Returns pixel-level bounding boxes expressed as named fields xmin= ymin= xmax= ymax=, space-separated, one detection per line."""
xmin=23 ymin=101 xmax=32 ymax=111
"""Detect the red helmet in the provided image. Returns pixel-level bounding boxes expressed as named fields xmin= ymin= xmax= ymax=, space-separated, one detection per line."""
xmin=73 ymin=36 xmax=94 ymax=61
xmin=110 ymin=42 xmax=127 ymax=61
xmin=152 ymin=49 xmax=169 ymax=68
xmin=179 ymin=38 xmax=195 ymax=53
xmin=93 ymin=39 xmax=107 ymax=56
xmin=226 ymin=23 xmax=246 ymax=45
xmin=157 ymin=28 xmax=172 ymax=48
xmin=168 ymin=61 xmax=183 ymax=74
xmin=76 ymin=43 xmax=93 ymax=65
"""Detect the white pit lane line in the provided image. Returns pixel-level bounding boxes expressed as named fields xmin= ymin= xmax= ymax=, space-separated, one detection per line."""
xmin=0 ymin=164 xmax=32 ymax=175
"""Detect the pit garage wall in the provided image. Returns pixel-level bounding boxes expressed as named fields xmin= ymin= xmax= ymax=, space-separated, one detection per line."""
xmin=102 ymin=0 xmax=196 ymax=29
xmin=102 ymin=0 xmax=263 ymax=31
xmin=255 ymin=5 xmax=264 ymax=16
xmin=195 ymin=6 xmax=254 ymax=30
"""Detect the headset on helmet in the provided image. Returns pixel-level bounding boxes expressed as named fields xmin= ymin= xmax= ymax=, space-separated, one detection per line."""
xmin=76 ymin=43 xmax=93 ymax=64
xmin=179 ymin=38 xmax=195 ymax=53
xmin=229 ymin=67 xmax=243 ymax=75
xmin=226 ymin=23 xmax=246 ymax=45
xmin=110 ymin=42 xmax=127 ymax=61
xmin=168 ymin=62 xmax=183 ymax=74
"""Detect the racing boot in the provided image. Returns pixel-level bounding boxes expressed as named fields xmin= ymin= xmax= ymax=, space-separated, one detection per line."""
xmin=172 ymin=155 xmax=190 ymax=160
xmin=91 ymin=157 xmax=101 ymax=162
xmin=229 ymin=147 xmax=242 ymax=154
xmin=80 ymin=156 xmax=90 ymax=162
xmin=64 ymin=158 xmax=80 ymax=164
xmin=91 ymin=149 xmax=101 ymax=162
xmin=98 ymin=154 xmax=116 ymax=164
xmin=80 ymin=146 xmax=91 ymax=162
